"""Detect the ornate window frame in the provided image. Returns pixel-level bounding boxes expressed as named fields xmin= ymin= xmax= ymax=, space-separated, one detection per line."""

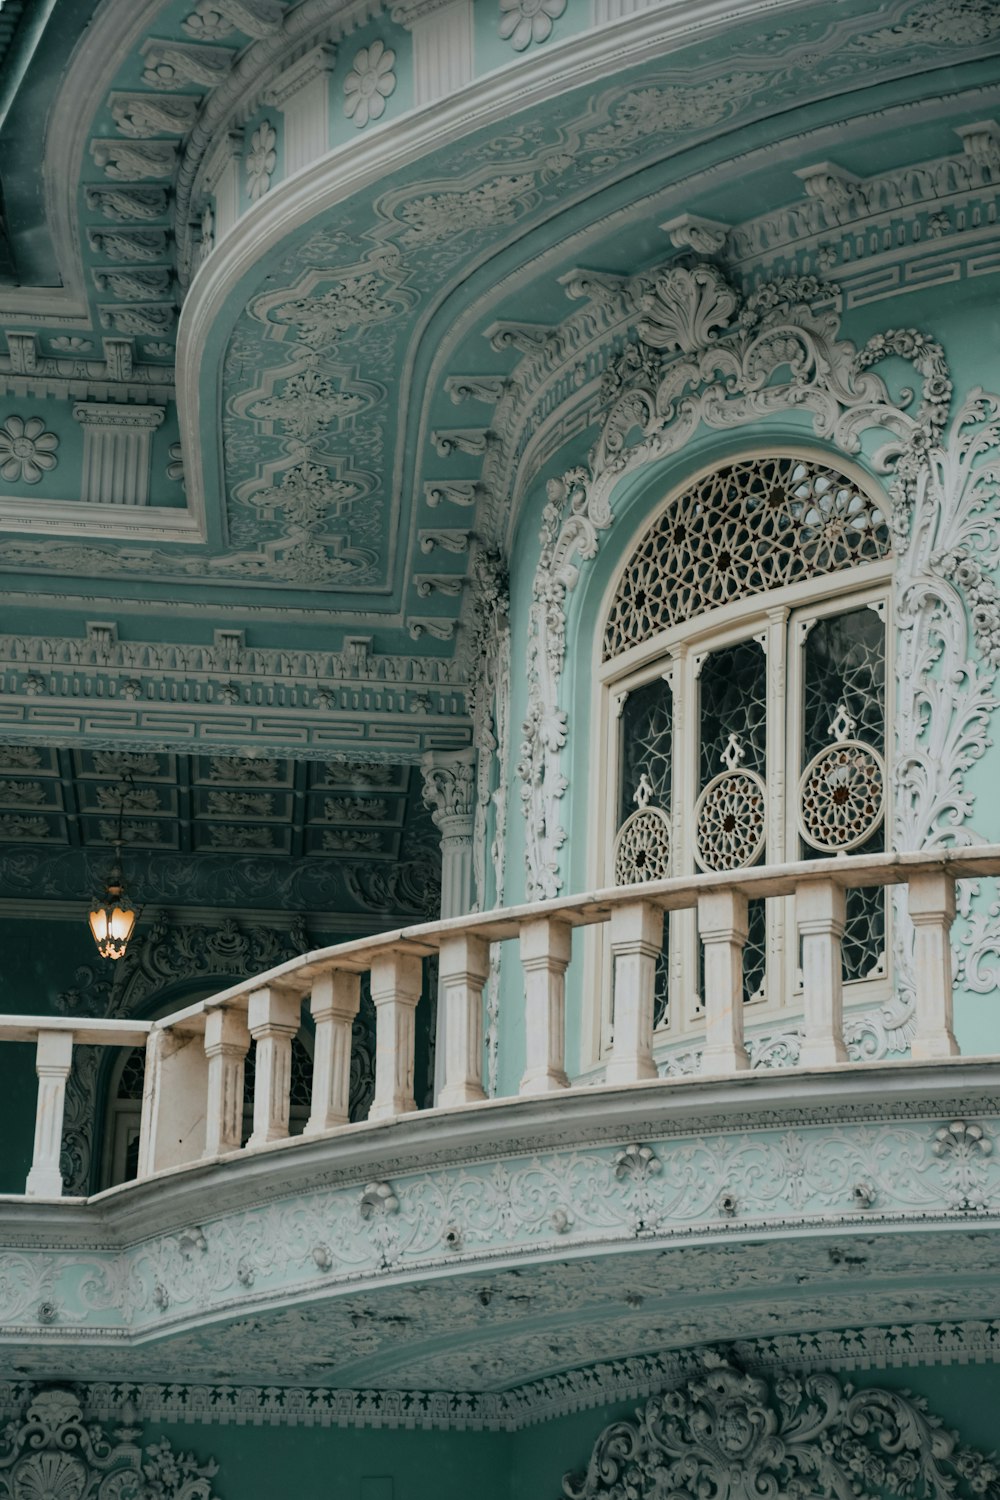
xmin=582 ymin=444 xmax=895 ymax=1069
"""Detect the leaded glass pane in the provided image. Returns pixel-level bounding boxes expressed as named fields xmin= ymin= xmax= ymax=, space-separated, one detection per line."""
xmin=618 ymin=677 xmax=672 ymax=1025
xmin=803 ymin=608 xmax=885 ymax=762
xmin=620 ymin=676 xmax=672 ymax=823
xmin=604 ymin=456 xmax=890 ymax=660
xmin=699 ymin=639 xmax=767 ymax=1002
xmin=802 ymin=606 xmax=887 ymax=983
xmin=699 ymin=640 xmax=767 ymax=788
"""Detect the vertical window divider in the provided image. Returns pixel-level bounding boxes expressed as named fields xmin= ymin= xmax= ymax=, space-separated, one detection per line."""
xmin=764 ymin=605 xmax=789 ymax=1012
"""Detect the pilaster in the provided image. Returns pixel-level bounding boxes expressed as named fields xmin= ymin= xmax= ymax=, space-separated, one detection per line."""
xmin=264 ymin=45 xmax=336 ymax=175
xmin=73 ymin=403 xmax=165 ymax=506
xmin=421 ymin=747 xmax=476 ymax=1099
xmin=391 ymin=0 xmax=473 ymax=106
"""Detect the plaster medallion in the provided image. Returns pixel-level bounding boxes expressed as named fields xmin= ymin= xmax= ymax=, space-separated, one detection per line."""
xmin=0 ymin=417 xmax=59 ymax=484
xmin=498 ymin=0 xmax=566 ymax=50
xmin=343 ymin=40 xmax=396 ymax=128
xmin=246 ymin=120 xmax=277 ymax=201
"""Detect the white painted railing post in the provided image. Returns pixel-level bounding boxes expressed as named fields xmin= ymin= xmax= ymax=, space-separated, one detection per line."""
xmin=437 ymin=931 xmax=489 ymax=1107
xmin=26 ymin=1029 xmax=74 ymax=1197
xmin=247 ymin=985 xmax=301 ymax=1146
xmin=368 ymin=950 xmax=424 ymax=1120
xmin=203 ymin=1007 xmax=251 ymax=1158
xmin=908 ymin=870 xmax=959 ymax=1059
xmin=606 ymin=900 xmax=661 ymax=1085
xmin=304 ymin=971 xmax=360 ymax=1134
xmin=699 ymin=888 xmax=750 ymax=1073
xmin=519 ymin=917 xmax=572 ymax=1095
xmin=797 ymin=878 xmax=848 ymax=1067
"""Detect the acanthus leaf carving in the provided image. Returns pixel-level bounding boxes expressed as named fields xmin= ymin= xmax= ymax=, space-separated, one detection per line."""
xmin=563 ymin=1354 xmax=1000 ymax=1500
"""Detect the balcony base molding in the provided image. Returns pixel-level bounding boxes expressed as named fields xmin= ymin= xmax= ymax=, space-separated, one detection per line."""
xmin=2 ymin=1063 xmax=1000 ymax=1396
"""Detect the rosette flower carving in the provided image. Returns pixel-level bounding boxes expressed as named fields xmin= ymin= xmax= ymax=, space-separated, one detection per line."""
xmin=0 ymin=416 xmax=59 ymax=483
xmin=499 ymin=0 xmax=566 ymax=50
xmin=343 ymin=40 xmax=396 ymax=128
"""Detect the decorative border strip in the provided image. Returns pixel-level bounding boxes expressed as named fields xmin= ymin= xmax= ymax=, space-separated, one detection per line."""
xmin=1 ymin=1320 xmax=997 ymax=1432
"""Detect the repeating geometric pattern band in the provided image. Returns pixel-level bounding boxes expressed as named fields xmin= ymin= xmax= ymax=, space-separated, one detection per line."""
xmin=603 ymin=456 xmax=890 ymax=661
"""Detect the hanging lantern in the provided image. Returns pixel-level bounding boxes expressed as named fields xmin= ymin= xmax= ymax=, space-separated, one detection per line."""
xmin=88 ymin=855 xmax=137 ymax=960
xmin=87 ymin=775 xmax=140 ymax=959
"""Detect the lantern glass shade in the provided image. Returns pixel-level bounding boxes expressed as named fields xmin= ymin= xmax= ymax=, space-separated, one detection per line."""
xmin=88 ymin=897 xmax=136 ymax=960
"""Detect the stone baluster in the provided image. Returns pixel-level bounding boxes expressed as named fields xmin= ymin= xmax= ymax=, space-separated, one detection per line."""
xmin=606 ymin=900 xmax=661 ymax=1085
xmin=247 ymin=985 xmax=301 ymax=1147
xmin=369 ymin=950 xmax=424 ymax=1120
xmin=421 ymin=747 xmax=476 ymax=1100
xmin=908 ymin=870 xmax=959 ymax=1059
xmin=203 ymin=1007 xmax=251 ymax=1158
xmin=519 ymin=917 xmax=572 ymax=1095
xmin=437 ymin=932 xmax=490 ymax=1107
xmin=304 ymin=971 xmax=361 ymax=1134
xmin=797 ymin=879 xmax=848 ymax=1067
xmin=26 ymin=1029 xmax=74 ymax=1197
xmin=698 ymin=888 xmax=750 ymax=1073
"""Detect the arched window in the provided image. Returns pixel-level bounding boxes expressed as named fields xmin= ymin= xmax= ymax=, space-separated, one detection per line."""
xmin=597 ymin=451 xmax=892 ymax=1052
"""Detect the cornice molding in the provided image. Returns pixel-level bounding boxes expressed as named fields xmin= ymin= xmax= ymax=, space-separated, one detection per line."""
xmin=2 ymin=1320 xmax=998 ymax=1430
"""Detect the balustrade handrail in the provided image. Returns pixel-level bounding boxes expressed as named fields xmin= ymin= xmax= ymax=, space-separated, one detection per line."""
xmin=155 ymin=844 xmax=1000 ymax=1025
xmin=7 ymin=845 xmax=1000 ymax=1200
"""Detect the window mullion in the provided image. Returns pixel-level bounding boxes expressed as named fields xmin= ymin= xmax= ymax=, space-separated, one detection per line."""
xmin=763 ymin=605 xmax=789 ymax=1010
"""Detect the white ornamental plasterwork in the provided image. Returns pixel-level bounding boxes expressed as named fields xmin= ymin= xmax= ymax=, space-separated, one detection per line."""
xmin=245 ymin=119 xmax=277 ymax=201
xmin=0 ymin=416 xmax=59 ymax=484
xmin=397 ymin=174 xmax=538 ymax=246
xmin=3 ymin=1102 xmax=1000 ymax=1336
xmin=343 ymin=40 xmax=396 ymax=129
xmin=498 ymin=0 xmax=566 ymax=50
xmin=182 ymin=0 xmax=285 ymax=41
xmin=468 ymin=551 xmax=511 ymax=1092
xmin=2 ymin=1318 xmax=1000 ymax=1432
xmin=0 ymin=1391 xmax=220 ymax=1500
xmin=849 ymin=0 xmax=1000 ymax=52
xmin=563 ymin=1355 xmax=1000 ymax=1500
xmin=517 ymin=260 xmax=997 ymax=968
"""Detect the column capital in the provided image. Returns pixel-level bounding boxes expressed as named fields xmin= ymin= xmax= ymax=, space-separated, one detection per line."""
xmin=420 ymin=747 xmax=476 ymax=834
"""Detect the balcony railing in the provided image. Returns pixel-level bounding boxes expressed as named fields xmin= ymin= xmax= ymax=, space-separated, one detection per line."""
xmin=7 ymin=846 xmax=1000 ymax=1199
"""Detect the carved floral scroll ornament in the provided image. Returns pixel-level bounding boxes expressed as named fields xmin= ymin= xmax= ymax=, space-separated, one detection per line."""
xmin=0 ymin=1389 xmax=220 ymax=1500
xmin=563 ymin=1353 xmax=1000 ymax=1500
xmin=516 ymin=262 xmax=1000 ymax=1058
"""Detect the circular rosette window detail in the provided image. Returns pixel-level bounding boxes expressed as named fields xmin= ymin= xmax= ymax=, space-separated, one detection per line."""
xmin=693 ymin=770 xmax=767 ymax=872
xmin=613 ymin=806 xmax=671 ymax=884
xmin=798 ymin=740 xmax=885 ymax=852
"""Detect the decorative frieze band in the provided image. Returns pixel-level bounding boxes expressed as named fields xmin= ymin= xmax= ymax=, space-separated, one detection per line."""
xmin=72 ymin=402 xmax=166 ymax=506
xmin=1 ymin=1321 xmax=998 ymax=1432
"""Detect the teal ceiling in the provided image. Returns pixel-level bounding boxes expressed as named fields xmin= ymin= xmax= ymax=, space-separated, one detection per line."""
xmin=0 ymin=0 xmax=997 ymax=731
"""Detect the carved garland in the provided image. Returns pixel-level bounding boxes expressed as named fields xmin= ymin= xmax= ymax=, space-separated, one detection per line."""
xmin=516 ymin=263 xmax=1000 ymax=1055
xmin=563 ymin=1353 xmax=1000 ymax=1500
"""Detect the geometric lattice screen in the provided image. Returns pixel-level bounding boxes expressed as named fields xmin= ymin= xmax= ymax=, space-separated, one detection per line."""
xmin=603 ymin=455 xmax=890 ymax=660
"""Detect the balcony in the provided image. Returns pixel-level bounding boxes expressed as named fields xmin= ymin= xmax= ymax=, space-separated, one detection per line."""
xmin=4 ymin=844 xmax=998 ymax=1202
xmin=2 ymin=846 xmax=1000 ymax=1390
